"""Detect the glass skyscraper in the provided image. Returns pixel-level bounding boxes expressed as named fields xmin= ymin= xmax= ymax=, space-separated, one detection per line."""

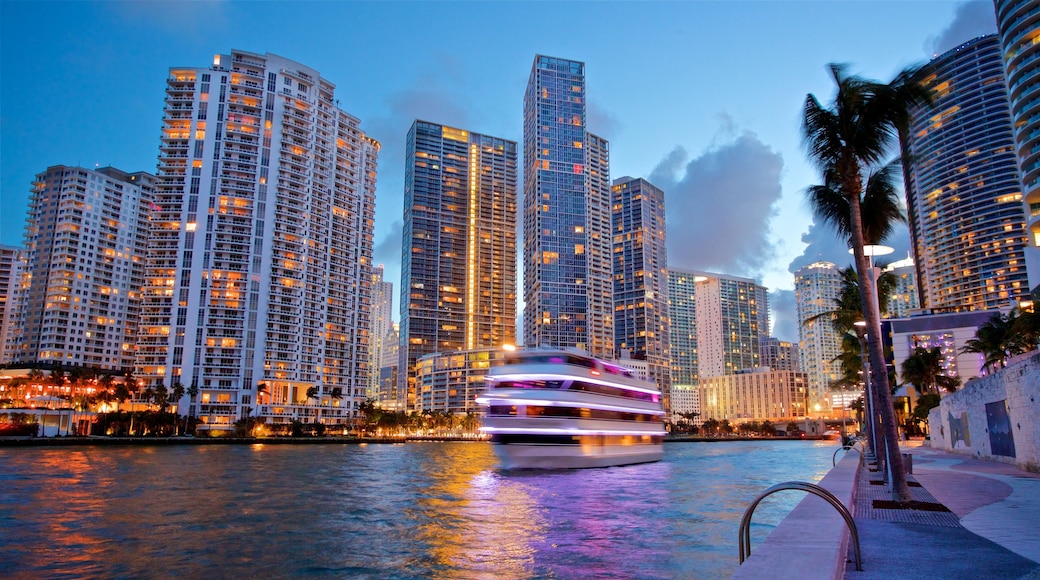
xmin=994 ymin=0 xmax=1040 ymax=291
xmin=902 ymin=34 xmax=1029 ymax=312
xmin=523 ymin=55 xmax=614 ymax=357
xmin=612 ymin=176 xmax=671 ymax=403
xmin=399 ymin=120 xmax=517 ymax=412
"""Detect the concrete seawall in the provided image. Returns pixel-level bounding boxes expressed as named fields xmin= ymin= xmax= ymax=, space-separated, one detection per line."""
xmin=732 ymin=450 xmax=860 ymax=579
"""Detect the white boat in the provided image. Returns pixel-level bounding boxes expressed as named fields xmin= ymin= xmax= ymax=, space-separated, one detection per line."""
xmin=476 ymin=348 xmax=666 ymax=469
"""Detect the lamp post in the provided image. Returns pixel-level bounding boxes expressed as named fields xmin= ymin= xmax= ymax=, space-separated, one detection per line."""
xmin=850 ymin=244 xmax=893 ymax=480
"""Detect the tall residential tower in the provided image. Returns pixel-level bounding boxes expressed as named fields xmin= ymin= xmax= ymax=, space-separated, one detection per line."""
xmin=611 ymin=176 xmax=671 ymax=402
xmin=398 ymin=120 xmax=517 ymax=412
xmin=794 ymin=261 xmax=843 ymax=404
xmin=902 ymin=35 xmax=1030 ymax=311
xmin=994 ymin=0 xmax=1040 ymax=291
xmin=137 ymin=50 xmax=379 ymax=433
xmin=14 ymin=166 xmax=153 ymax=371
xmin=523 ymin=55 xmax=614 ymax=358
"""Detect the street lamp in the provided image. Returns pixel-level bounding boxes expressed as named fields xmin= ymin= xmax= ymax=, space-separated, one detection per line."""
xmin=850 ymin=244 xmax=893 ymax=479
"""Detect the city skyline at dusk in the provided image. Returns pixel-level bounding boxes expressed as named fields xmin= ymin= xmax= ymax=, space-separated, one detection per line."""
xmin=0 ymin=1 xmax=999 ymax=341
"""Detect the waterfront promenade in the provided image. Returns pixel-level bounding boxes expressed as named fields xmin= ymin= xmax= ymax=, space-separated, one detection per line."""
xmin=734 ymin=441 xmax=1040 ymax=579
xmin=845 ymin=443 xmax=1040 ymax=579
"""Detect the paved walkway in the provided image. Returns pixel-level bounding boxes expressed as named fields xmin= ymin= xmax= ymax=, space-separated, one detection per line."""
xmin=844 ymin=443 xmax=1040 ymax=579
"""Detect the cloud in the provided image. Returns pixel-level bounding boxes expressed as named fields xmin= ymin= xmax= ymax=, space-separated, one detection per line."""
xmin=373 ymin=220 xmax=402 ymax=269
xmin=651 ymin=129 xmax=784 ymax=278
xmin=787 ymin=219 xmax=913 ymax=274
xmin=587 ymin=99 xmax=621 ymax=140
xmin=925 ymin=1 xmax=997 ymax=56
xmin=769 ymin=289 xmax=798 ymax=343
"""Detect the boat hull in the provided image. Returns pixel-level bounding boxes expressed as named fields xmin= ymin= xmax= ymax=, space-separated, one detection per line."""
xmin=491 ymin=436 xmax=664 ymax=469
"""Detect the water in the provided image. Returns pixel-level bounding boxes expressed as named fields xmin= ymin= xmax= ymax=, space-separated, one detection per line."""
xmin=0 ymin=440 xmax=837 ymax=579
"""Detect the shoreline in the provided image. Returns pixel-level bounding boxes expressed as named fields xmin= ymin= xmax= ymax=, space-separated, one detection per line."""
xmin=0 ymin=434 xmax=831 ymax=447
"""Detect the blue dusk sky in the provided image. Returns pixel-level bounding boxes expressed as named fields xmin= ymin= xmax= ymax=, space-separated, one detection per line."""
xmin=0 ymin=1 xmax=997 ymax=342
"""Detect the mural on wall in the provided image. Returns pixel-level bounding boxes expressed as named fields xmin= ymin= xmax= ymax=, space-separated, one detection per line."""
xmin=948 ymin=411 xmax=970 ymax=449
xmin=985 ymin=400 xmax=1016 ymax=458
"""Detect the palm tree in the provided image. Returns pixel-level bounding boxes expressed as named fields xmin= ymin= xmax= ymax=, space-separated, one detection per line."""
xmin=803 ymin=62 xmax=930 ymax=502
xmin=186 ymin=382 xmax=199 ymax=434
xmin=305 ymin=386 xmax=321 ymax=426
xmin=900 ymin=347 xmax=959 ymax=394
xmin=257 ymin=382 xmax=269 ymax=406
xmin=961 ymin=309 xmax=1033 ymax=373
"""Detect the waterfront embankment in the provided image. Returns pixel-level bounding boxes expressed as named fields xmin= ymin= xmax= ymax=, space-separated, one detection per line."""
xmin=734 ymin=442 xmax=1040 ymax=579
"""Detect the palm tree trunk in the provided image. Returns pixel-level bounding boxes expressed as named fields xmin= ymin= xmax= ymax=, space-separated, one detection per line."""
xmin=848 ymin=191 xmax=911 ymax=502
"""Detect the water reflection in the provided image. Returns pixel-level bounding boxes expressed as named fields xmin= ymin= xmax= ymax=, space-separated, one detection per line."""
xmin=0 ymin=440 xmax=836 ymax=579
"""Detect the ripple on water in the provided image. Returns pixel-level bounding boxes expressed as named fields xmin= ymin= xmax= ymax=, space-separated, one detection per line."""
xmin=0 ymin=439 xmax=837 ymax=579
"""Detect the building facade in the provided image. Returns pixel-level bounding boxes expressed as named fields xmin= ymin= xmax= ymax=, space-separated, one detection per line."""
xmin=760 ymin=337 xmax=800 ymax=373
xmin=883 ymin=254 xmax=921 ymax=318
xmin=522 ymin=55 xmax=614 ymax=358
xmin=414 ymin=347 xmax=509 ymax=415
xmin=698 ymin=368 xmax=809 ymax=424
xmin=686 ymin=269 xmax=767 ymax=378
xmin=902 ymin=35 xmax=1030 ymax=311
xmin=367 ymin=264 xmax=394 ymax=401
xmin=794 ymin=261 xmax=844 ymax=405
xmin=667 ymin=269 xmax=699 ymax=392
xmin=884 ymin=310 xmax=1005 ymax=385
xmin=398 ymin=120 xmax=517 ymax=412
xmin=137 ymin=50 xmax=379 ymax=433
xmin=0 ymin=246 xmax=26 ymax=364
xmin=611 ymin=176 xmax=671 ymax=404
xmin=994 ymin=0 xmax=1040 ymax=291
xmin=14 ymin=166 xmax=153 ymax=371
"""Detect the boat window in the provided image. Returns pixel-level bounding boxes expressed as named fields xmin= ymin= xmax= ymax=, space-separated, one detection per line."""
xmin=568 ymin=380 xmax=657 ymax=402
xmin=487 ymin=405 xmax=517 ymax=416
xmin=514 ymin=405 xmax=662 ymax=422
xmin=495 ymin=379 xmax=565 ymax=390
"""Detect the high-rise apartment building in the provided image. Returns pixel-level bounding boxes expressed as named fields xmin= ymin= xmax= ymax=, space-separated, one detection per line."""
xmin=367 ymin=264 xmax=394 ymax=400
xmin=668 ymin=268 xmax=768 ymax=381
xmin=611 ymin=176 xmax=671 ymax=402
xmin=398 ymin=120 xmax=517 ymax=412
xmin=760 ymin=337 xmax=800 ymax=373
xmin=0 ymin=245 xmax=26 ymax=364
xmin=523 ymin=55 xmax=614 ymax=358
xmin=883 ymin=254 xmax=920 ymax=318
xmin=902 ymin=34 xmax=1030 ymax=311
xmin=137 ymin=50 xmax=379 ymax=433
xmin=994 ymin=0 xmax=1040 ymax=291
xmin=14 ymin=166 xmax=153 ymax=371
xmin=698 ymin=368 xmax=809 ymax=424
xmin=668 ymin=269 xmax=699 ymax=390
xmin=794 ymin=261 xmax=843 ymax=404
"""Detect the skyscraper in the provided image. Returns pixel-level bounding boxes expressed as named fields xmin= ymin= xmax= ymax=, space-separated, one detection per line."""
xmin=668 ymin=268 xmax=768 ymax=381
xmin=994 ymin=0 xmax=1040 ymax=291
xmin=367 ymin=264 xmax=394 ymax=401
xmin=14 ymin=166 xmax=153 ymax=371
xmin=883 ymin=254 xmax=920 ymax=318
xmin=794 ymin=261 xmax=843 ymax=404
xmin=398 ymin=120 xmax=517 ymax=412
xmin=611 ymin=176 xmax=671 ymax=400
xmin=0 ymin=245 xmax=26 ymax=365
xmin=760 ymin=337 xmax=800 ymax=373
xmin=137 ymin=50 xmax=379 ymax=433
xmin=902 ymin=34 xmax=1030 ymax=311
xmin=523 ymin=55 xmax=614 ymax=358
xmin=667 ymin=269 xmax=699 ymax=400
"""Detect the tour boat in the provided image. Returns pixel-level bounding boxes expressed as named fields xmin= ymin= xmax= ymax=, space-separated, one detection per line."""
xmin=476 ymin=348 xmax=666 ymax=469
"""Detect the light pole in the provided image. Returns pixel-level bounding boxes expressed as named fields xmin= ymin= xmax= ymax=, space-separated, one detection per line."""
xmin=850 ymin=244 xmax=893 ymax=480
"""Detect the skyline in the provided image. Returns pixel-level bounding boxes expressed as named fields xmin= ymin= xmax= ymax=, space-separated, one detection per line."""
xmin=0 ymin=1 xmax=999 ymax=342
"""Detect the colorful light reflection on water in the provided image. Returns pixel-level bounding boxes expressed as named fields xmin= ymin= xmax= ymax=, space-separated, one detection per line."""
xmin=0 ymin=440 xmax=837 ymax=578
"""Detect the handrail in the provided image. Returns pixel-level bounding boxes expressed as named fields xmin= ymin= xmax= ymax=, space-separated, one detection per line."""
xmin=738 ymin=480 xmax=862 ymax=571
xmin=833 ymin=445 xmax=862 ymax=466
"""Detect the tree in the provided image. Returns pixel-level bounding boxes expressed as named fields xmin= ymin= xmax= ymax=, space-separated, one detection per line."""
xmin=961 ymin=309 xmax=1034 ymax=373
xmin=257 ymin=382 xmax=269 ymax=406
xmin=900 ymin=347 xmax=959 ymax=394
xmin=154 ymin=383 xmax=170 ymax=413
xmin=759 ymin=420 xmax=775 ymax=437
xmin=802 ymin=63 xmax=930 ymax=503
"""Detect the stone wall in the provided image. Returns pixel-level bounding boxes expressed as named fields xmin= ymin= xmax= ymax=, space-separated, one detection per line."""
xmin=928 ymin=351 xmax=1040 ymax=472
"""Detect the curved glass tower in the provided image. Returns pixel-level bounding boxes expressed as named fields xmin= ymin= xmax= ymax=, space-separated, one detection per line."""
xmin=901 ymin=34 xmax=1030 ymax=311
xmin=995 ymin=0 xmax=1040 ymax=291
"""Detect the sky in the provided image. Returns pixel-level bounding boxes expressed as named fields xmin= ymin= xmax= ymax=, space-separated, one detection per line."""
xmin=0 ymin=0 xmax=998 ymax=343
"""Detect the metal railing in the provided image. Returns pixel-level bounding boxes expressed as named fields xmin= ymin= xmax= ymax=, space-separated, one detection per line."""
xmin=833 ymin=444 xmax=863 ymax=466
xmin=738 ymin=481 xmax=862 ymax=571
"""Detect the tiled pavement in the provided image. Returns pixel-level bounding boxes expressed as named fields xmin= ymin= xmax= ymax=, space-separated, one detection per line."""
xmin=844 ymin=444 xmax=1040 ymax=579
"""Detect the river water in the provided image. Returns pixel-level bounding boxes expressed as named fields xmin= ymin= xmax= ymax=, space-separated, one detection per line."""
xmin=0 ymin=439 xmax=837 ymax=579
